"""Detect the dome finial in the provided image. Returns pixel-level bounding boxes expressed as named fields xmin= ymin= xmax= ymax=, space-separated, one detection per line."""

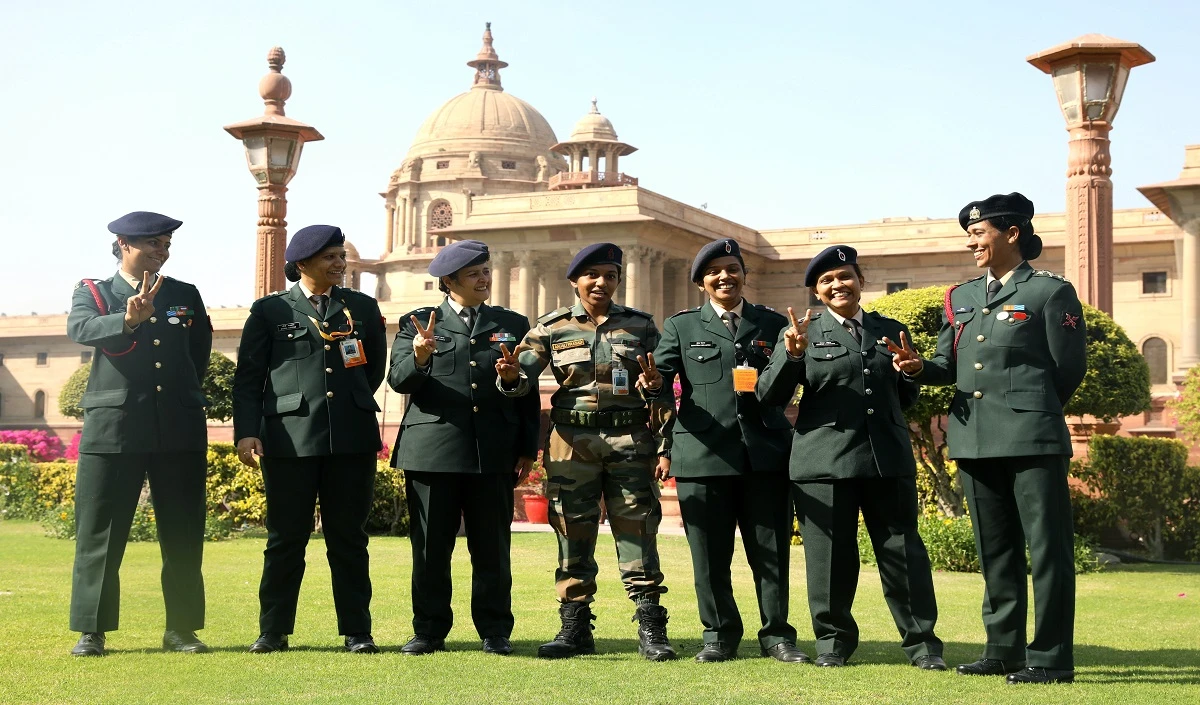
xmin=467 ymin=22 xmax=508 ymax=90
xmin=259 ymin=46 xmax=292 ymax=116
xmin=590 ymin=97 xmax=599 ymax=113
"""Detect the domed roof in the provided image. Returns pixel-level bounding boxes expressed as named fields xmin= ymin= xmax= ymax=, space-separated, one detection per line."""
xmin=343 ymin=240 xmax=360 ymax=260
xmin=568 ymin=99 xmax=619 ymax=142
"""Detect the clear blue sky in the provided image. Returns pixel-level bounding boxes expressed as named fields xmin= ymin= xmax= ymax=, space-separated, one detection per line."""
xmin=2 ymin=0 xmax=1197 ymax=314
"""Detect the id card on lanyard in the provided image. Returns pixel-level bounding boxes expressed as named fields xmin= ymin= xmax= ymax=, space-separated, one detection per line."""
xmin=732 ymin=363 xmax=758 ymax=393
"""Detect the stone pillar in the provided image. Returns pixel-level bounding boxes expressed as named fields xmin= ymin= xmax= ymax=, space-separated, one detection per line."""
xmin=255 ymin=183 xmax=288 ymax=298
xmin=1064 ymin=123 xmax=1115 ymax=314
xmin=383 ymin=203 xmax=395 ymax=256
xmin=537 ymin=255 xmax=554 ymax=316
xmin=518 ymin=252 xmax=538 ymax=322
xmin=1181 ymin=218 xmax=1200 ymax=370
xmin=649 ymin=251 xmax=664 ymax=321
xmin=492 ymin=251 xmax=511 ymax=309
xmin=608 ymin=146 xmax=619 ymax=175
xmin=674 ymin=259 xmax=693 ymax=313
xmin=398 ymin=197 xmax=408 ymax=248
xmin=589 ymin=143 xmax=600 ymax=183
xmin=624 ymin=246 xmax=645 ymax=310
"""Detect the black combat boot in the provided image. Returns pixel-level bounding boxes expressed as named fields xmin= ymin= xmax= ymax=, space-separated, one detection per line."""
xmin=537 ymin=602 xmax=596 ymax=659
xmin=633 ymin=600 xmax=678 ymax=662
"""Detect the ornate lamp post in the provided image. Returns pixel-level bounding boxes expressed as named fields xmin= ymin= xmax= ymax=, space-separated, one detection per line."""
xmin=1027 ymin=35 xmax=1154 ymax=315
xmin=225 ymin=47 xmax=323 ymax=298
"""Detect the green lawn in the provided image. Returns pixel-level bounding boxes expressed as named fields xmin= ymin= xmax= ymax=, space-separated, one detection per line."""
xmin=0 ymin=520 xmax=1197 ymax=705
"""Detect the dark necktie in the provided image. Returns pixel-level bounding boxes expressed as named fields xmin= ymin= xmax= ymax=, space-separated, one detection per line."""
xmin=721 ymin=311 xmax=738 ymax=336
xmin=845 ymin=318 xmax=862 ymax=344
xmin=463 ymin=307 xmax=476 ymax=332
xmin=987 ymin=279 xmax=1003 ymax=302
xmin=310 ymin=294 xmax=328 ymax=318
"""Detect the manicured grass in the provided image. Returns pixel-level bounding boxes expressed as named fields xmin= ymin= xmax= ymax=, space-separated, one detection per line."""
xmin=0 ymin=520 xmax=1197 ymax=704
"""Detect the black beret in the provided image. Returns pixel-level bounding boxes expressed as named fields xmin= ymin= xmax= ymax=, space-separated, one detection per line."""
xmin=690 ymin=239 xmax=744 ymax=282
xmin=567 ymin=243 xmax=622 ymax=279
xmin=804 ymin=245 xmax=858 ymax=287
xmin=107 ymin=211 xmax=182 ymax=238
xmin=959 ymin=192 xmax=1035 ymax=230
xmin=285 ymin=225 xmax=345 ymax=263
xmin=428 ymin=239 xmax=489 ymax=277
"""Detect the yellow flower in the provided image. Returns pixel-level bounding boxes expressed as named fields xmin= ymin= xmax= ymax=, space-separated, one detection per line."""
xmin=60 ymin=512 xmax=68 ymax=520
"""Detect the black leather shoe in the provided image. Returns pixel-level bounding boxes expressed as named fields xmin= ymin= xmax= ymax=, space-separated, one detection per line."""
xmin=482 ymin=636 xmax=513 ymax=655
xmin=814 ymin=652 xmax=847 ymax=667
xmin=956 ymin=658 xmax=1023 ymax=676
xmin=71 ymin=632 xmax=106 ymax=657
xmin=761 ymin=642 xmax=812 ymax=663
xmin=163 ymin=630 xmax=208 ymax=653
xmin=912 ymin=655 xmax=947 ymax=671
xmin=345 ymin=633 xmax=379 ymax=654
xmin=695 ymin=642 xmax=737 ymax=662
xmin=248 ymin=633 xmax=289 ymax=653
xmin=400 ymin=635 xmax=446 ymax=655
xmin=1006 ymin=667 xmax=1075 ymax=684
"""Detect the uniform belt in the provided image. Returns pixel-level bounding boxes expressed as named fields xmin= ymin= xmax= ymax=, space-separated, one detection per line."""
xmin=550 ymin=407 xmax=650 ymax=429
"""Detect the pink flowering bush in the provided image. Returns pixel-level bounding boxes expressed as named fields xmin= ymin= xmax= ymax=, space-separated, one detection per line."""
xmin=0 ymin=430 xmax=65 ymax=462
xmin=63 ymin=433 xmax=82 ymax=461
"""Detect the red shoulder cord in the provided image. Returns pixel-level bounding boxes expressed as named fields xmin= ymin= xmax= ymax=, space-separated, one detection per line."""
xmin=943 ymin=284 xmax=962 ymax=360
xmin=82 ymin=279 xmax=138 ymax=357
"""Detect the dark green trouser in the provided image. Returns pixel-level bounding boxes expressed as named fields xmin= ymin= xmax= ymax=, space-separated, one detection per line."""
xmin=793 ymin=476 xmax=942 ymax=661
xmin=405 ymin=471 xmax=516 ymax=639
xmin=959 ymin=455 xmax=1074 ymax=670
xmin=69 ymin=451 xmax=207 ymax=633
xmin=677 ymin=472 xmax=797 ymax=650
xmin=258 ymin=454 xmax=375 ymax=636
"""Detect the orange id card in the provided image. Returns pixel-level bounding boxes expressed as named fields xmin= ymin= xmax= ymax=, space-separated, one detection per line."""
xmin=732 ymin=366 xmax=758 ymax=393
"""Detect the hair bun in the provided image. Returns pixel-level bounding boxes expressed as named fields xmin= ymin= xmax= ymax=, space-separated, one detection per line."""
xmin=1021 ymin=233 xmax=1043 ymax=260
xmin=283 ymin=261 xmax=302 ymax=282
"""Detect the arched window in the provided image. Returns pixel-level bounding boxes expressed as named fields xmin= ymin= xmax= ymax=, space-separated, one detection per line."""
xmin=34 ymin=390 xmax=46 ymax=419
xmin=1142 ymin=337 xmax=1168 ymax=385
xmin=428 ymin=200 xmax=453 ymax=231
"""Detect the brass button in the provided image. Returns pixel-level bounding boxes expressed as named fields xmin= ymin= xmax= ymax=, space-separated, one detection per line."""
xmin=861 ymin=351 xmax=868 ymax=357
xmin=153 ymin=339 xmax=161 ymax=346
xmin=976 ymin=335 xmax=985 ymax=342
xmin=863 ymin=369 xmax=871 ymax=375
xmin=156 ymin=385 xmax=162 ymax=392
xmin=323 ymin=322 xmax=330 ymax=328
xmin=866 ymin=408 xmax=875 ymax=415
xmin=326 ymin=391 xmax=334 ymax=398
xmin=470 ymin=338 xmax=476 ymax=344
xmin=324 ymin=344 xmax=331 ymax=351
xmin=865 ymin=388 xmax=873 ymax=395
xmin=697 ymin=354 xmax=705 ymax=361
xmin=287 ymin=333 xmax=293 ymax=339
xmin=982 ymin=308 xmax=990 ymax=315
xmin=155 ymin=362 xmax=162 ymax=369
xmin=325 ymin=367 xmax=333 ymax=374
xmin=470 ymin=361 xmax=477 ymax=367
xmin=974 ymin=362 xmax=983 ymax=370
xmin=471 ymin=383 xmax=478 ymax=389
xmin=825 ymin=353 xmax=833 ymax=359
xmin=472 ymin=405 xmax=479 ymax=412
xmin=973 ymin=391 xmax=983 ymax=399
xmin=150 ymin=316 xmax=157 ymax=323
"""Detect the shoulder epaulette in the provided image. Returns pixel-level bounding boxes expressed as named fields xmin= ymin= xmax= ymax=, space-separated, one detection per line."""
xmin=1032 ymin=270 xmax=1071 ymax=283
xmin=258 ymin=290 xmax=288 ymax=301
xmin=490 ymin=305 xmax=521 ymax=316
xmin=538 ymin=307 xmax=573 ymax=324
xmin=752 ymin=303 xmax=786 ymax=319
xmin=965 ymin=274 xmax=985 ymax=284
xmin=404 ymin=306 xmax=436 ymax=318
xmin=806 ymin=312 xmax=822 ymax=321
xmin=624 ymin=306 xmax=654 ymax=320
xmin=669 ymin=306 xmax=702 ymax=319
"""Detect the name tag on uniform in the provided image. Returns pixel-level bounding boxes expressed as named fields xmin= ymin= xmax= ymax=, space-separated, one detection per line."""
xmin=689 ymin=341 xmax=716 ymax=348
xmin=954 ymin=306 xmax=974 ymax=314
xmin=276 ymin=322 xmax=302 ymax=331
xmin=732 ymin=365 xmax=758 ymax=393
xmin=433 ymin=335 xmax=451 ymax=343
xmin=340 ymin=338 xmax=367 ymax=367
xmin=553 ymin=347 xmax=591 ymax=365
xmin=812 ymin=341 xmax=841 ymax=348
xmin=552 ymin=338 xmax=587 ymax=351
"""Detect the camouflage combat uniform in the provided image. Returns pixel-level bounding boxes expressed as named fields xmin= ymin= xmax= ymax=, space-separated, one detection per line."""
xmin=500 ymin=301 xmax=669 ymax=604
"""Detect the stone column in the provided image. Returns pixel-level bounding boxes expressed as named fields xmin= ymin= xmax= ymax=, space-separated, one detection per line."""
xmin=624 ymin=246 xmax=645 ymax=310
xmin=673 ymin=259 xmax=693 ymax=313
xmin=255 ymin=183 xmax=288 ymax=299
xmin=1064 ymin=123 xmax=1115 ymax=314
xmin=537 ymin=254 xmax=555 ymax=316
xmin=1181 ymin=218 xmax=1200 ymax=370
xmin=492 ymin=251 xmax=512 ymax=309
xmin=398 ymin=197 xmax=408 ymax=248
xmin=649 ymin=251 xmax=665 ymax=321
xmin=383 ymin=203 xmax=395 ymax=256
xmin=518 ymin=251 xmax=538 ymax=322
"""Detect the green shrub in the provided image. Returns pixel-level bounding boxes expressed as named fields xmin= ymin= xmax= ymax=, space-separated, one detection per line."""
xmin=367 ymin=462 xmax=409 ymax=536
xmin=206 ymin=443 xmax=266 ymax=528
xmin=59 ymin=351 xmax=238 ymax=422
xmin=0 ymin=446 xmax=41 ymax=520
xmin=1063 ymin=304 xmax=1151 ymax=421
xmin=58 ymin=364 xmax=90 ymax=420
xmin=1171 ymin=366 xmax=1200 ymax=444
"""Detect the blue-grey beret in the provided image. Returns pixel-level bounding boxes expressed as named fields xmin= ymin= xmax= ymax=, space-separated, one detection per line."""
xmin=285 ymin=224 xmax=345 ymax=263
xmin=428 ymin=239 xmax=490 ymax=277
xmin=107 ymin=211 xmax=182 ymax=238
xmin=804 ymin=245 xmax=858 ymax=287
xmin=567 ymin=243 xmax=622 ymax=279
xmin=959 ymin=192 xmax=1035 ymax=230
xmin=690 ymin=238 xmax=744 ymax=282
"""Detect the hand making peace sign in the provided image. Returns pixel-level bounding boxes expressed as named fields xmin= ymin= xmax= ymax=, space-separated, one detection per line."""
xmin=410 ymin=310 xmax=438 ymax=365
xmin=884 ymin=331 xmax=923 ymax=376
xmin=495 ymin=343 xmax=523 ymax=384
xmin=636 ymin=353 xmax=662 ymax=392
xmin=783 ymin=307 xmax=813 ymax=357
xmin=124 ymin=272 xmax=165 ymax=328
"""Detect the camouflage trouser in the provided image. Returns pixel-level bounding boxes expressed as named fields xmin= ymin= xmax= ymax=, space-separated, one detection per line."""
xmin=545 ymin=423 xmax=666 ymax=604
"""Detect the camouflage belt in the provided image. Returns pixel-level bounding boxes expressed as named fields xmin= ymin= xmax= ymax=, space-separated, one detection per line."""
xmin=550 ymin=407 xmax=650 ymax=429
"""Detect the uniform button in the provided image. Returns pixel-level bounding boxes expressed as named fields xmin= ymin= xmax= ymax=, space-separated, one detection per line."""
xmin=973 ymin=391 xmax=983 ymax=399
xmin=974 ymin=362 xmax=983 ymax=370
xmin=470 ymin=361 xmax=477 ymax=367
xmin=863 ymin=369 xmax=871 ymax=375
xmin=153 ymin=339 xmax=160 ymax=346
xmin=977 ymin=335 xmax=985 ymax=342
xmin=156 ymin=385 xmax=162 ymax=392
xmin=287 ymin=333 xmax=293 ymax=339
xmin=866 ymin=408 xmax=875 ymax=415
xmin=324 ymin=344 xmax=331 ymax=351
xmin=826 ymin=353 xmax=833 ymax=359
xmin=326 ymin=391 xmax=335 ymax=398
xmin=473 ymin=406 xmax=479 ymax=412
xmin=155 ymin=362 xmax=162 ymax=369
xmin=697 ymin=354 xmax=705 ymax=361
xmin=735 ymin=343 xmax=743 ymax=350
xmin=470 ymin=338 xmax=476 ymax=344
xmin=737 ymin=413 xmax=745 ymax=420
xmin=150 ymin=316 xmax=157 ymax=323
xmin=471 ymin=383 xmax=478 ymax=389
xmin=982 ymin=307 xmax=990 ymax=315
xmin=865 ymin=388 xmax=873 ymax=395
xmin=325 ymin=367 xmax=333 ymax=374
xmin=323 ymin=322 xmax=330 ymax=328
xmin=861 ymin=351 xmax=868 ymax=357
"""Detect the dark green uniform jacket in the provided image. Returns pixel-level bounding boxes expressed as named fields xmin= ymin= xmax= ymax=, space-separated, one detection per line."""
xmin=389 ymin=300 xmax=540 ymax=473
xmin=918 ymin=262 xmax=1087 ymax=459
xmin=232 ymin=285 xmax=386 ymax=457
xmin=758 ymin=310 xmax=919 ymax=481
xmin=653 ymin=302 xmax=792 ymax=477
xmin=67 ymin=275 xmax=212 ymax=453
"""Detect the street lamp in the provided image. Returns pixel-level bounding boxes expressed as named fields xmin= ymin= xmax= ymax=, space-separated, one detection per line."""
xmin=1027 ymin=34 xmax=1154 ymax=315
xmin=224 ymin=47 xmax=323 ymax=299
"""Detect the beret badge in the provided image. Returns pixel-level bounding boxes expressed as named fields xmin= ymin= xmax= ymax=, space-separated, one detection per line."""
xmin=724 ymin=240 xmax=732 ymax=253
xmin=969 ymin=206 xmax=981 ymax=220
xmin=837 ymin=248 xmax=846 ymax=262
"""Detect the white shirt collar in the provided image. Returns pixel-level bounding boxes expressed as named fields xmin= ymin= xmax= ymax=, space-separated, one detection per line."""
xmin=116 ymin=270 xmax=159 ymax=291
xmin=987 ymin=261 xmax=1026 ymax=287
xmin=708 ymin=298 xmax=745 ymax=318
xmin=825 ymin=306 xmax=864 ymax=326
xmin=298 ymin=281 xmax=333 ymax=300
xmin=446 ymin=298 xmax=477 ymax=316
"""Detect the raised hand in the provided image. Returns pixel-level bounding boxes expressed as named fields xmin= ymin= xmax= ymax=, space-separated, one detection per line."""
xmin=124 ymin=272 xmax=165 ymax=328
xmin=410 ymin=310 xmax=438 ymax=365
xmin=884 ymin=330 xmax=923 ymax=375
xmin=236 ymin=437 xmax=264 ymax=469
xmin=495 ymin=343 xmax=523 ymax=384
xmin=636 ymin=352 xmax=662 ymax=391
xmin=783 ymin=307 xmax=813 ymax=357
